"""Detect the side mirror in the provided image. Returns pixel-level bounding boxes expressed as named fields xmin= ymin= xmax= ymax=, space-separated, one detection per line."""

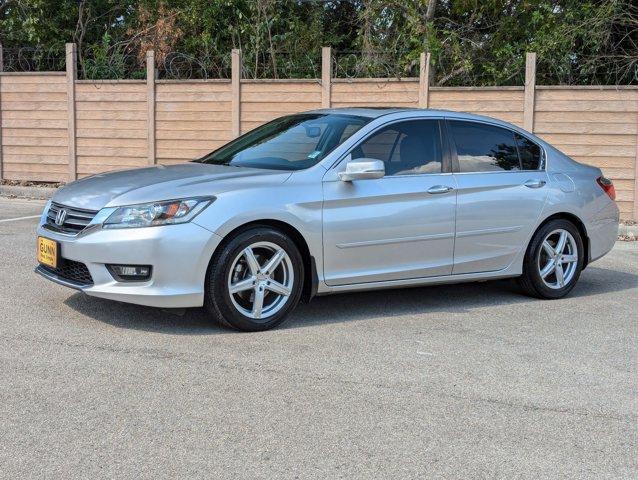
xmin=338 ymin=158 xmax=385 ymax=182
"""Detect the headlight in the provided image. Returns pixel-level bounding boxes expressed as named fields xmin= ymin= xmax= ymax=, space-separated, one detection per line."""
xmin=102 ymin=197 xmax=214 ymax=229
xmin=40 ymin=199 xmax=53 ymax=225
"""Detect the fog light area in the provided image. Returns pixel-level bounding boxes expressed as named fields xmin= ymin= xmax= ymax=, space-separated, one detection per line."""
xmin=106 ymin=264 xmax=152 ymax=282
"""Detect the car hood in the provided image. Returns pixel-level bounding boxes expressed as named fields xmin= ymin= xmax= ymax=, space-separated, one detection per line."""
xmin=52 ymin=163 xmax=293 ymax=211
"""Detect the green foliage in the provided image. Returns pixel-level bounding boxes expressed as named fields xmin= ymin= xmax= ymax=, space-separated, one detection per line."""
xmin=0 ymin=0 xmax=636 ymax=84
xmin=81 ymin=33 xmax=118 ymax=79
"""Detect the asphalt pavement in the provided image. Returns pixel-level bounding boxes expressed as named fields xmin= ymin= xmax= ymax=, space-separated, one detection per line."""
xmin=0 ymin=197 xmax=636 ymax=479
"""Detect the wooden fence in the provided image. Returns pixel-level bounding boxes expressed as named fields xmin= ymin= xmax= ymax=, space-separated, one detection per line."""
xmin=0 ymin=45 xmax=637 ymax=220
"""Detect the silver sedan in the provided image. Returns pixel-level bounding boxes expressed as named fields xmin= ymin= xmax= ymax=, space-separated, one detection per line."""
xmin=36 ymin=108 xmax=619 ymax=331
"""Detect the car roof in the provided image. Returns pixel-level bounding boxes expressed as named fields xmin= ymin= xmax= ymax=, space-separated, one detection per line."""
xmin=305 ymin=107 xmax=552 ymax=153
xmin=306 ymin=107 xmax=415 ymax=118
xmin=305 ymin=107 xmax=508 ymax=124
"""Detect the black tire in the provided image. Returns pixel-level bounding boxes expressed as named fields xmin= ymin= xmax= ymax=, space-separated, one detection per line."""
xmin=205 ymin=227 xmax=304 ymax=331
xmin=518 ymin=218 xmax=585 ymax=299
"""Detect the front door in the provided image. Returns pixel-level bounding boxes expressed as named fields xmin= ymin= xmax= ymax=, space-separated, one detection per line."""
xmin=447 ymin=119 xmax=549 ymax=274
xmin=322 ymin=119 xmax=457 ymax=286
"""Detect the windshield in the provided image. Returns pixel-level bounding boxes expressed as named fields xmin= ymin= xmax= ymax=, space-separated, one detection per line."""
xmin=195 ymin=113 xmax=370 ymax=170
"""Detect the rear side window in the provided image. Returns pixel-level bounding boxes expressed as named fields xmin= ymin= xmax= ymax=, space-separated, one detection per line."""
xmin=515 ymin=133 xmax=543 ymax=170
xmin=449 ymin=121 xmax=520 ymax=172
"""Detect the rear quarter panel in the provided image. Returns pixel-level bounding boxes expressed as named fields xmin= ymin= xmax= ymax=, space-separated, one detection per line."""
xmin=539 ymin=147 xmax=619 ymax=262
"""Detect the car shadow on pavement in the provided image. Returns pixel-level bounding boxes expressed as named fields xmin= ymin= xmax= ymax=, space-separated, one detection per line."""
xmin=64 ymin=265 xmax=638 ymax=334
xmin=286 ymin=265 xmax=638 ymax=329
xmin=63 ymin=294 xmax=229 ymax=335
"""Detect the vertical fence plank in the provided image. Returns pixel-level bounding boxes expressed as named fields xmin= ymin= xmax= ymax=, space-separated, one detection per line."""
xmin=231 ymin=49 xmax=241 ymax=138
xmin=0 ymin=42 xmax=3 ymax=180
xmin=419 ymin=52 xmax=431 ymax=108
xmin=634 ymin=129 xmax=638 ymax=220
xmin=146 ymin=50 xmax=156 ymax=165
xmin=523 ymin=52 xmax=537 ymax=132
xmin=66 ymin=43 xmax=77 ymax=182
xmin=321 ymin=47 xmax=332 ymax=108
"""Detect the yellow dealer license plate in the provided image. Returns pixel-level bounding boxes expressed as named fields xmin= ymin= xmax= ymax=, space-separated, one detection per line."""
xmin=37 ymin=237 xmax=58 ymax=268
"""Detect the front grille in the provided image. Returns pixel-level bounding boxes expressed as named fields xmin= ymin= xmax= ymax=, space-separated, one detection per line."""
xmin=41 ymin=259 xmax=94 ymax=286
xmin=45 ymin=202 xmax=98 ymax=235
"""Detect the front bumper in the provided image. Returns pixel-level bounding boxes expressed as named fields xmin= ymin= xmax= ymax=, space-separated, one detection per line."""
xmin=35 ymin=222 xmax=223 ymax=308
xmin=35 ymin=264 xmax=91 ymax=290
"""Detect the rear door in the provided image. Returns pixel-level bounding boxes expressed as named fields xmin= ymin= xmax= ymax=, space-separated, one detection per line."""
xmin=447 ymin=119 xmax=549 ymax=274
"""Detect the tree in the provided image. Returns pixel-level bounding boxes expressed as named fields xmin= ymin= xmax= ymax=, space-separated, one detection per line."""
xmin=0 ymin=0 xmax=635 ymax=84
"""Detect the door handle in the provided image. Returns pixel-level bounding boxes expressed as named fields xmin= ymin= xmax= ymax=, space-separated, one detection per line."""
xmin=524 ymin=179 xmax=546 ymax=189
xmin=427 ymin=185 xmax=454 ymax=194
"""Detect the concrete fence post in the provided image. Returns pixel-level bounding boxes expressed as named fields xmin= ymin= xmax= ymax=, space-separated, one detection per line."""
xmin=231 ymin=49 xmax=241 ymax=138
xmin=634 ymin=129 xmax=638 ymax=220
xmin=419 ymin=52 xmax=431 ymax=108
xmin=65 ymin=43 xmax=77 ymax=182
xmin=321 ymin=47 xmax=332 ymax=108
xmin=523 ymin=52 xmax=537 ymax=133
xmin=0 ymin=42 xmax=4 ymax=180
xmin=146 ymin=50 xmax=156 ymax=165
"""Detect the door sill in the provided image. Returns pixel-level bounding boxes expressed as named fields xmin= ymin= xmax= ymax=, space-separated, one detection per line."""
xmin=323 ymin=268 xmax=516 ymax=293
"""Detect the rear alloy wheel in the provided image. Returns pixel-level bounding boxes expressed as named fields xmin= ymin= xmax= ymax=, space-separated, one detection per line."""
xmin=519 ymin=219 xmax=584 ymax=299
xmin=206 ymin=228 xmax=304 ymax=331
xmin=537 ymin=229 xmax=579 ymax=290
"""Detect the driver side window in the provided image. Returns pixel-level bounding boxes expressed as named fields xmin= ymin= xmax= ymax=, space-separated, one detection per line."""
xmin=351 ymin=120 xmax=442 ymax=176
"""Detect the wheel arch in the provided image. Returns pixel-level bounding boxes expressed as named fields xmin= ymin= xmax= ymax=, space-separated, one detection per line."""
xmin=533 ymin=212 xmax=590 ymax=268
xmin=208 ymin=219 xmax=319 ymax=303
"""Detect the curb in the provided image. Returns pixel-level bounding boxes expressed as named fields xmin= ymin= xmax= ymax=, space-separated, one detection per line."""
xmin=0 ymin=185 xmax=57 ymax=200
xmin=618 ymin=224 xmax=638 ymax=238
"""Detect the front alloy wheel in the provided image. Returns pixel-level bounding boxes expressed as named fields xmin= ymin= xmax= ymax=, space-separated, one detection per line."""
xmin=206 ymin=227 xmax=304 ymax=331
xmin=227 ymin=241 xmax=294 ymax=320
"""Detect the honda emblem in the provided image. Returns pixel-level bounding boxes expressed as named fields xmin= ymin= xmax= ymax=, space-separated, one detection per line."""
xmin=55 ymin=209 xmax=67 ymax=226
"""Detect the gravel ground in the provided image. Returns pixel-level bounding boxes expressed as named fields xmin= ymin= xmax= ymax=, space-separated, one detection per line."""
xmin=0 ymin=197 xmax=636 ymax=479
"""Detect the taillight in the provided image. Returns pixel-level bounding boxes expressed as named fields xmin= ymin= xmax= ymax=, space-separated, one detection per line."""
xmin=596 ymin=176 xmax=616 ymax=200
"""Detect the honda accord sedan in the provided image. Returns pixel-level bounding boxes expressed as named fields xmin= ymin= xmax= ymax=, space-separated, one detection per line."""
xmin=36 ymin=108 xmax=619 ymax=331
